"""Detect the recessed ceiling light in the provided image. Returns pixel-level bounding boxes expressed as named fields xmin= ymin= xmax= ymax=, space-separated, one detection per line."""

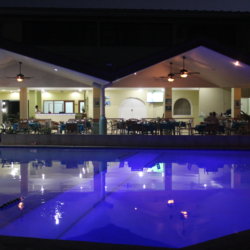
xmin=233 ymin=61 xmax=240 ymax=66
xmin=54 ymin=68 xmax=58 ymax=71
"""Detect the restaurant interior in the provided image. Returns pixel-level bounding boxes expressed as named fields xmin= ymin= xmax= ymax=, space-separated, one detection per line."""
xmin=0 ymin=44 xmax=250 ymax=136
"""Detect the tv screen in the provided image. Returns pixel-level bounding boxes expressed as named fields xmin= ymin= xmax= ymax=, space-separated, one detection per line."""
xmin=147 ymin=91 xmax=164 ymax=102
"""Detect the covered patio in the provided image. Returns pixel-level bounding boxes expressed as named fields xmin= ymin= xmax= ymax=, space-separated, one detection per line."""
xmin=0 ymin=40 xmax=249 ymax=136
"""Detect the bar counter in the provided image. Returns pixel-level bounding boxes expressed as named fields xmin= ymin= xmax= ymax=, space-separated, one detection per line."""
xmin=35 ymin=113 xmax=76 ymax=123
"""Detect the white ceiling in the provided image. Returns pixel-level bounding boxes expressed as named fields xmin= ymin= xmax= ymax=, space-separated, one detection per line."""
xmin=0 ymin=45 xmax=249 ymax=90
xmin=0 ymin=49 xmax=109 ymax=89
xmin=113 ymin=46 xmax=250 ymax=88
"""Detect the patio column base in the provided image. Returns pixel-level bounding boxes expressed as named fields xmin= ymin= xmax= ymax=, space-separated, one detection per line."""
xmin=99 ymin=115 xmax=107 ymax=135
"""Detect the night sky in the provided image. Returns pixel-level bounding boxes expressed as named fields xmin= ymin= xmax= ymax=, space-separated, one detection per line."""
xmin=0 ymin=0 xmax=250 ymax=11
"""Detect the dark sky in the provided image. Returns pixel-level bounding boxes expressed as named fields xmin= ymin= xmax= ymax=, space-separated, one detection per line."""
xmin=0 ymin=0 xmax=250 ymax=11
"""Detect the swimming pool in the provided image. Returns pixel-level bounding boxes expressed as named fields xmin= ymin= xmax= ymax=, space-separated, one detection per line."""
xmin=0 ymin=147 xmax=250 ymax=249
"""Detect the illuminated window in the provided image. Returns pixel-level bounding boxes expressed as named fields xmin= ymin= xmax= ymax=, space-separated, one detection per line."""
xmin=43 ymin=100 xmax=74 ymax=113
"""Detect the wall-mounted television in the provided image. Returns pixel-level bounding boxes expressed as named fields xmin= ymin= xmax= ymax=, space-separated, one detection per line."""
xmin=147 ymin=91 xmax=164 ymax=103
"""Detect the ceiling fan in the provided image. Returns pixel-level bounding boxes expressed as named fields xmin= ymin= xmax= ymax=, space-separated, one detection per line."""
xmin=159 ymin=62 xmax=176 ymax=82
xmin=177 ymin=56 xmax=200 ymax=78
xmin=7 ymin=62 xmax=33 ymax=82
xmin=159 ymin=56 xmax=200 ymax=82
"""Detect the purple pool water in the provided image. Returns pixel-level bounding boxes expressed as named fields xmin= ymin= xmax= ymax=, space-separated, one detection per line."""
xmin=0 ymin=147 xmax=250 ymax=248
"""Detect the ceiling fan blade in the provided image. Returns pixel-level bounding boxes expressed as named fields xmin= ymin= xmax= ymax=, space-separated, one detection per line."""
xmin=174 ymin=71 xmax=200 ymax=76
xmin=158 ymin=76 xmax=169 ymax=81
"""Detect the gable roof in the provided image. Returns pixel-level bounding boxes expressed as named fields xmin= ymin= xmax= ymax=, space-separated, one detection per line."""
xmin=0 ymin=38 xmax=249 ymax=89
xmin=0 ymin=39 xmax=110 ymax=88
xmin=111 ymin=39 xmax=250 ymax=88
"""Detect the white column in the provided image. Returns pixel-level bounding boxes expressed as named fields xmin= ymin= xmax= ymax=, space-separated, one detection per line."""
xmin=99 ymin=86 xmax=107 ymax=135
xmin=231 ymin=88 xmax=241 ymax=118
xmin=0 ymin=100 xmax=3 ymax=124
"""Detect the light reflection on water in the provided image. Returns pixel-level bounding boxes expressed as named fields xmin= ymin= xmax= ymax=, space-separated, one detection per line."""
xmin=0 ymin=147 xmax=250 ymax=248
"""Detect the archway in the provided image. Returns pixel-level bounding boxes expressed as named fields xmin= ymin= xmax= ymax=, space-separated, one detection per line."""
xmin=119 ymin=98 xmax=147 ymax=120
xmin=173 ymin=98 xmax=191 ymax=115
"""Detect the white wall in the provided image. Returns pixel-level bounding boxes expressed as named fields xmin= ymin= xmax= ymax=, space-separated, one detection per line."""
xmin=199 ymin=88 xmax=231 ymax=118
xmin=172 ymin=89 xmax=199 ymax=125
xmin=81 ymin=88 xmax=232 ymax=123
xmin=105 ymin=88 xmax=164 ymax=119
xmin=241 ymin=98 xmax=250 ymax=115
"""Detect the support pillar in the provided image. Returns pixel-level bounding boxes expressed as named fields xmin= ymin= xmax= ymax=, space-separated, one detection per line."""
xmin=93 ymin=85 xmax=107 ymax=135
xmin=0 ymin=100 xmax=3 ymax=124
xmin=231 ymin=88 xmax=241 ymax=118
xmin=99 ymin=86 xmax=107 ymax=135
xmin=93 ymin=87 xmax=100 ymax=120
xmin=20 ymin=87 xmax=28 ymax=120
xmin=92 ymin=87 xmax=101 ymax=134
xmin=164 ymin=87 xmax=172 ymax=119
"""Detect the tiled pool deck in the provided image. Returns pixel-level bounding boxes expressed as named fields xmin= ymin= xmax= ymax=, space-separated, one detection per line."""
xmin=1 ymin=134 xmax=250 ymax=149
xmin=1 ymin=224 xmax=250 ymax=250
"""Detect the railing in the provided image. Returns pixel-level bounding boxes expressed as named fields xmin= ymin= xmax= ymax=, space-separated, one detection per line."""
xmin=107 ymin=118 xmax=191 ymax=135
xmin=1 ymin=117 xmax=250 ymax=136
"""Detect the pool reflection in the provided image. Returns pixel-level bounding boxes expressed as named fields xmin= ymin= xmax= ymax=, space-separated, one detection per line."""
xmin=0 ymin=148 xmax=248 ymax=198
xmin=0 ymin=148 xmax=250 ymax=248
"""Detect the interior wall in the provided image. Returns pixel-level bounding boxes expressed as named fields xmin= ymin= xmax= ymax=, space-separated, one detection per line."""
xmin=105 ymin=88 xmax=164 ymax=119
xmin=0 ymin=88 xmax=233 ymax=123
xmin=172 ymin=90 xmax=199 ymax=125
xmin=199 ymin=88 xmax=231 ymax=119
xmin=41 ymin=90 xmax=85 ymax=114
xmin=0 ymin=92 xmax=20 ymax=100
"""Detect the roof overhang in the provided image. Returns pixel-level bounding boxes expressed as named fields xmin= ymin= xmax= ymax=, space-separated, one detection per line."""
xmin=0 ymin=40 xmax=249 ymax=90
xmin=0 ymin=48 xmax=109 ymax=88
xmin=112 ymin=45 xmax=250 ymax=88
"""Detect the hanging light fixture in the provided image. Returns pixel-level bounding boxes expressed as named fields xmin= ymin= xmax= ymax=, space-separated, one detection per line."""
xmin=16 ymin=62 xmax=24 ymax=82
xmin=7 ymin=62 xmax=33 ymax=82
xmin=180 ymin=56 xmax=188 ymax=78
xmin=167 ymin=62 xmax=175 ymax=82
xmin=16 ymin=74 xmax=24 ymax=82
xmin=159 ymin=57 xmax=199 ymax=82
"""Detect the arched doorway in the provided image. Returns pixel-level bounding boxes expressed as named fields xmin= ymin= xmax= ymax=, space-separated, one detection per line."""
xmin=119 ymin=98 xmax=147 ymax=120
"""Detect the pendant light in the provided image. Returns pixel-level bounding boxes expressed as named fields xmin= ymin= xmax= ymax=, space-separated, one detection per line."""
xmin=167 ymin=62 xmax=175 ymax=82
xmin=180 ymin=56 xmax=188 ymax=78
